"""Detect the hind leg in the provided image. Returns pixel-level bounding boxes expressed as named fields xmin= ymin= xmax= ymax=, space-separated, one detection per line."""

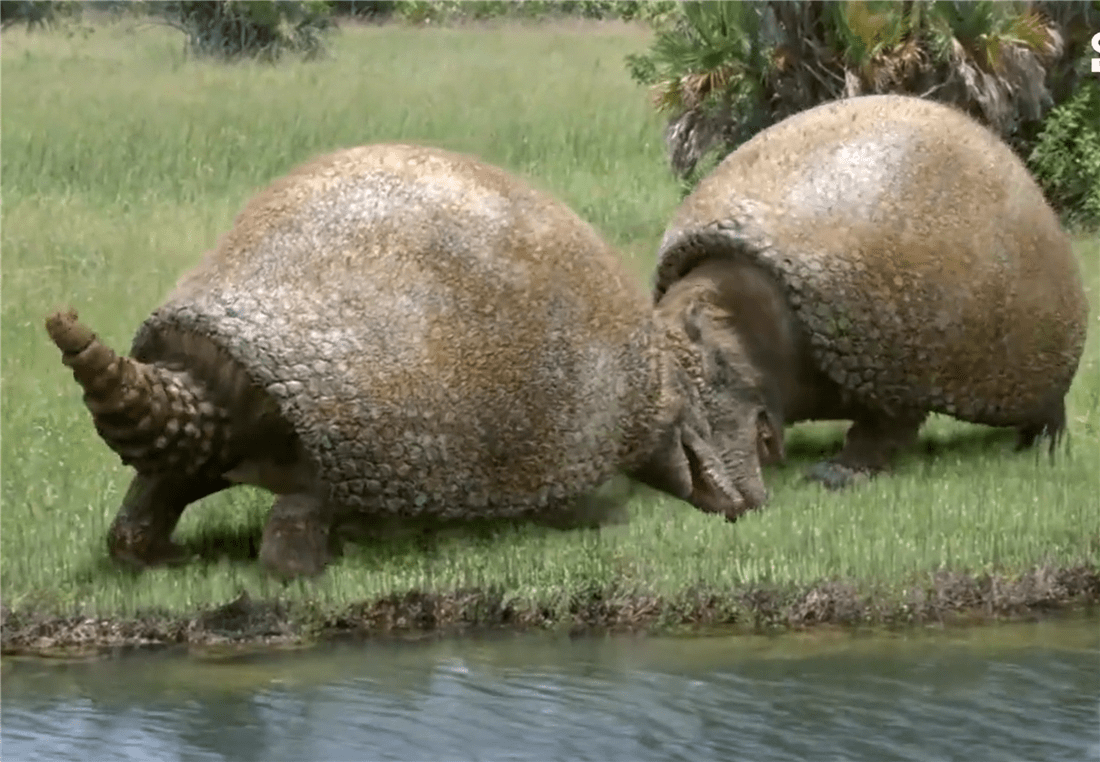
xmin=109 ymin=471 xmax=231 ymax=569
xmin=258 ymin=493 xmax=338 ymax=579
xmin=1014 ymin=396 xmax=1067 ymax=455
xmin=806 ymin=410 xmax=927 ymax=490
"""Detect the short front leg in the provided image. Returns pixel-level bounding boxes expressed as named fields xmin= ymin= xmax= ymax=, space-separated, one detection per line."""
xmin=258 ymin=493 xmax=336 ymax=579
xmin=109 ymin=471 xmax=230 ymax=569
xmin=806 ymin=410 xmax=926 ymax=490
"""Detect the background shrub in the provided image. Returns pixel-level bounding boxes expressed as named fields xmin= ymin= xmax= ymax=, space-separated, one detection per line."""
xmin=1028 ymin=78 xmax=1100 ymax=230
xmin=160 ymin=0 xmax=334 ymax=61
xmin=0 ymin=0 xmax=81 ymax=31
xmin=624 ymin=0 xmax=1100 ymax=218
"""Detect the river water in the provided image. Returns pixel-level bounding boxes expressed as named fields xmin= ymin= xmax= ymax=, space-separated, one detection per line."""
xmin=3 ymin=616 xmax=1098 ymax=762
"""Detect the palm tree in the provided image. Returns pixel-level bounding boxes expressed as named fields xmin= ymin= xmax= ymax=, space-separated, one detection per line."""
xmin=627 ymin=1 xmax=1098 ymax=183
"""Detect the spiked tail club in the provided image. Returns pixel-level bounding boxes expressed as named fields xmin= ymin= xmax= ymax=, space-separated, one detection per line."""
xmin=45 ymin=309 xmax=229 ymax=476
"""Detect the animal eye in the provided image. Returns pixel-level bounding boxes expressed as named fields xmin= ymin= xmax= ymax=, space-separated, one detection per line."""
xmin=758 ymin=427 xmax=772 ymax=449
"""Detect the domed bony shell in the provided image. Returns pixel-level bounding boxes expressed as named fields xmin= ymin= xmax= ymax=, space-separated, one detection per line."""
xmin=49 ymin=143 xmax=770 ymax=578
xmin=130 ymin=143 xmax=662 ymax=519
xmin=655 ymin=95 xmax=1088 ymax=445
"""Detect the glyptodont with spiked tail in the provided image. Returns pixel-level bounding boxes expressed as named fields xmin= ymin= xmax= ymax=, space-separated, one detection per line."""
xmin=47 ymin=143 xmax=782 ymax=578
xmin=652 ymin=94 xmax=1089 ymax=491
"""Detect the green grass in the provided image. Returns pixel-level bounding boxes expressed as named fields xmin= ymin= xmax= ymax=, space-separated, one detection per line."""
xmin=2 ymin=20 xmax=1098 ymax=627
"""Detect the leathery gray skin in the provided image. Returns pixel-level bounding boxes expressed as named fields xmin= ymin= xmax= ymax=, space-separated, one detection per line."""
xmin=45 ymin=143 xmax=779 ymax=579
xmin=653 ymin=94 xmax=1089 ymax=491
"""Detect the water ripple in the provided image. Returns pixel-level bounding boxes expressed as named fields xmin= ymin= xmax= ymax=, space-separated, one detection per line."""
xmin=3 ymin=623 xmax=1098 ymax=762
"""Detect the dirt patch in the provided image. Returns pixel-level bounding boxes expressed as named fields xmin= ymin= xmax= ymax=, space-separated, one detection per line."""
xmin=3 ymin=564 xmax=1097 ymax=657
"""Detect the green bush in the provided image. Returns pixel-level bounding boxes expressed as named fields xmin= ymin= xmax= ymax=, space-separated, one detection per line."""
xmin=625 ymin=1 xmax=1098 ymax=186
xmin=0 ymin=0 xmax=81 ymax=31
xmin=1028 ymin=79 xmax=1100 ymax=231
xmin=328 ymin=1 xmax=397 ymax=19
xmin=163 ymin=0 xmax=333 ymax=62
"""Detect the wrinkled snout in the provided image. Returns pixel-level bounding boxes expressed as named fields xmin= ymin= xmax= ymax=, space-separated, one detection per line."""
xmin=681 ymin=430 xmax=769 ymax=522
xmin=686 ymin=465 xmax=768 ymax=523
xmin=731 ymin=467 xmax=769 ymax=519
xmin=628 ymin=423 xmax=771 ymax=523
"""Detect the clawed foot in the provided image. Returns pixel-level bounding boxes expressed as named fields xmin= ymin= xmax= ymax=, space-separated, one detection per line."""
xmin=805 ymin=412 xmax=923 ymax=491
xmin=108 ymin=535 xmax=192 ymax=571
xmin=259 ymin=518 xmax=332 ymax=579
xmin=804 ymin=460 xmax=872 ymax=491
xmin=106 ymin=471 xmax=229 ymax=572
xmin=259 ymin=494 xmax=333 ymax=579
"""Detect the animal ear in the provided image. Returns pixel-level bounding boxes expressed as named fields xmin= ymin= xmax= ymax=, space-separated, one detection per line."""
xmin=682 ymin=301 xmax=704 ymax=343
xmin=757 ymin=409 xmax=785 ymax=465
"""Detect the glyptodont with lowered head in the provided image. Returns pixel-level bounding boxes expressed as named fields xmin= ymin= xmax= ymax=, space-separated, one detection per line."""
xmin=652 ymin=93 xmax=1088 ymax=492
xmin=46 ymin=142 xmax=782 ymax=579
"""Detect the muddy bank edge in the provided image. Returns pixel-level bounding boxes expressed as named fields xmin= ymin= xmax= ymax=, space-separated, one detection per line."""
xmin=3 ymin=564 xmax=1098 ymax=657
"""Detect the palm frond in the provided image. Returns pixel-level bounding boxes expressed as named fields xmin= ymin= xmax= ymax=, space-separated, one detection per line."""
xmin=627 ymin=0 xmax=1086 ymax=182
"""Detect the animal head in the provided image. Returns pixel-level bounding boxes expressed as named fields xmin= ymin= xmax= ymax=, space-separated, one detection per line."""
xmin=631 ymin=282 xmax=783 ymax=521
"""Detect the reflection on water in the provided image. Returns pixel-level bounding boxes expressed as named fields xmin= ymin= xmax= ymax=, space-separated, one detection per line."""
xmin=3 ymin=616 xmax=1098 ymax=762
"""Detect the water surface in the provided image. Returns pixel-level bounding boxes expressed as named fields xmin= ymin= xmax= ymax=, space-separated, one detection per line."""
xmin=3 ymin=616 xmax=1098 ymax=761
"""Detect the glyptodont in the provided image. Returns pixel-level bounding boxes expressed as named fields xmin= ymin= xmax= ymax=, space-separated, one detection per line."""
xmin=652 ymin=94 xmax=1089 ymax=491
xmin=46 ymin=143 xmax=782 ymax=578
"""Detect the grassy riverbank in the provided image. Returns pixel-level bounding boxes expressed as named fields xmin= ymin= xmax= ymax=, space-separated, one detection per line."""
xmin=2 ymin=21 xmax=1097 ymax=654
